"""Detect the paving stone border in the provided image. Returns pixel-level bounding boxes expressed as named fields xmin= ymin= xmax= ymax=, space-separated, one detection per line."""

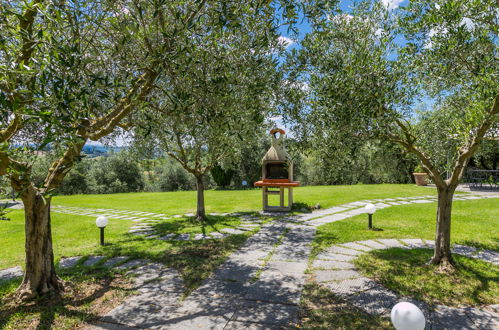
xmin=312 ymin=239 xmax=499 ymax=329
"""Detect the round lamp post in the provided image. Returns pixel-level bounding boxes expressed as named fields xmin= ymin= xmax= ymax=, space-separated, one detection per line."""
xmin=96 ymin=215 xmax=109 ymax=246
xmin=365 ymin=203 xmax=376 ymax=229
xmin=391 ymin=302 xmax=425 ymax=330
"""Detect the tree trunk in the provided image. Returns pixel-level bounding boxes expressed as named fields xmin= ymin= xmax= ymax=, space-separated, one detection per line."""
xmin=15 ymin=189 xmax=62 ymax=300
xmin=195 ymin=174 xmax=206 ymax=222
xmin=429 ymin=185 xmax=456 ymax=271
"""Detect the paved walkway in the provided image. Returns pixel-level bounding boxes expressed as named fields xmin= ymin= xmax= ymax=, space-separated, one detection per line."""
xmin=312 ymin=239 xmax=498 ymax=329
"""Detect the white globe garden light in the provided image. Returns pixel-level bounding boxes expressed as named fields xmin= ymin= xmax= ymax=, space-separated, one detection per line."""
xmin=364 ymin=203 xmax=376 ymax=229
xmin=96 ymin=215 xmax=109 ymax=246
xmin=391 ymin=302 xmax=425 ymax=330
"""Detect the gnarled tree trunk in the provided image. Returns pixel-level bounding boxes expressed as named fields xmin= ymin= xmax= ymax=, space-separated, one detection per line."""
xmin=195 ymin=174 xmax=206 ymax=221
xmin=429 ymin=185 xmax=456 ymax=270
xmin=15 ymin=187 xmax=62 ymax=300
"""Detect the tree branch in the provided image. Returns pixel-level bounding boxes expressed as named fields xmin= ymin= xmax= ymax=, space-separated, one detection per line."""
xmin=0 ymin=114 xmax=24 ymax=143
xmin=87 ymin=70 xmax=158 ymax=140
xmin=448 ymin=94 xmax=499 ymax=186
xmin=42 ymin=140 xmax=86 ymax=192
xmin=386 ymin=131 xmax=446 ymax=187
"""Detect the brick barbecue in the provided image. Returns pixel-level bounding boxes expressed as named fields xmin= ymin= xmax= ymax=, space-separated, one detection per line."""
xmin=254 ymin=129 xmax=300 ymax=211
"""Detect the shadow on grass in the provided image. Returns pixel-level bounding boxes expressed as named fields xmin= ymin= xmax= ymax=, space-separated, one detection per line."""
xmin=0 ymin=268 xmax=132 ymax=329
xmin=152 ymin=214 xmax=256 ymax=236
xmin=98 ymin=218 xmax=254 ymax=293
xmin=354 ymin=248 xmax=498 ymax=307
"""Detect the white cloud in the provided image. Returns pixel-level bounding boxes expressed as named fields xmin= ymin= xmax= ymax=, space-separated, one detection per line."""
xmin=423 ymin=26 xmax=448 ymax=49
xmin=381 ymin=0 xmax=404 ymax=10
xmin=460 ymin=17 xmax=475 ymax=30
xmin=328 ymin=14 xmax=353 ymax=23
xmin=278 ymin=36 xmax=294 ymax=49
xmin=374 ymin=28 xmax=384 ymax=37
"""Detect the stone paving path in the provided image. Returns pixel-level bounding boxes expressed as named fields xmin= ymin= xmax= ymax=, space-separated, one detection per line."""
xmin=312 ymin=239 xmax=499 ymax=329
xmin=86 ymin=193 xmax=498 ymax=329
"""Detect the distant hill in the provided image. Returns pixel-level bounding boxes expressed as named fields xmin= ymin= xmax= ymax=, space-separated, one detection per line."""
xmin=82 ymin=144 xmax=126 ymax=157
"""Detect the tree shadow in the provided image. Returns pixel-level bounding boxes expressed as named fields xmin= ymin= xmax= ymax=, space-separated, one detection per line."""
xmin=356 ymin=248 xmax=498 ymax=307
xmin=0 ymin=269 xmax=128 ymax=329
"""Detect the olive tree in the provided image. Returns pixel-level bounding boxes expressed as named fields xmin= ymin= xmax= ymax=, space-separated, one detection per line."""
xmin=134 ymin=1 xmax=283 ymax=221
xmin=285 ymin=0 xmax=498 ymax=270
xmin=0 ymin=0 xmax=210 ymax=300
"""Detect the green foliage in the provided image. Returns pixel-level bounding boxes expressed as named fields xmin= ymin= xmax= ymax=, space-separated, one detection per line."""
xmin=470 ymin=139 xmax=499 ymax=170
xmin=414 ymin=164 xmax=424 ymax=173
xmin=144 ymin=158 xmax=194 ymax=192
xmin=86 ymin=153 xmax=144 ymax=194
xmin=284 ymin=0 xmax=498 ymax=185
xmin=297 ymin=141 xmax=416 ymax=185
xmin=210 ymin=165 xmax=235 ymax=189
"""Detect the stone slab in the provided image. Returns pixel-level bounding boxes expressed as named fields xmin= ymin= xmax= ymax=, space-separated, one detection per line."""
xmin=158 ymin=233 xmax=176 ymax=241
xmin=464 ymin=306 xmax=499 ymax=329
xmin=327 ymin=246 xmax=363 ymax=256
xmin=83 ymin=256 xmax=105 ymax=267
xmin=315 ymin=252 xmax=357 ymax=262
xmin=209 ymin=232 xmax=227 ymax=239
xmin=244 ymin=271 xmax=303 ymax=305
xmin=451 ymin=244 xmax=478 ymax=257
xmin=232 ymin=301 xmax=299 ymax=326
xmin=265 ymin=261 xmax=308 ymax=276
xmin=315 ymin=269 xmax=361 ymax=282
xmin=339 ymin=242 xmax=373 ymax=252
xmin=102 ymin=256 xmax=129 ymax=268
xmin=0 ymin=266 xmax=23 ymax=281
xmin=354 ymin=240 xmax=388 ymax=250
xmin=59 ymin=256 xmax=82 ymax=269
xmin=399 ymin=238 xmax=426 ymax=248
xmin=193 ymin=233 xmax=210 ymax=240
xmin=102 ymin=291 xmax=182 ymax=329
xmin=321 ymin=277 xmax=377 ymax=296
xmin=432 ymin=305 xmax=476 ymax=329
xmin=272 ymin=243 xmax=311 ymax=262
xmin=213 ymin=261 xmax=259 ymax=282
xmin=346 ymin=285 xmax=399 ymax=315
xmin=174 ymin=233 xmax=191 ymax=241
xmin=221 ymin=228 xmax=246 ymax=235
xmin=116 ymin=259 xmax=147 ymax=270
xmin=376 ymin=239 xmax=405 ymax=248
xmin=224 ymin=321 xmax=283 ymax=330
xmin=312 ymin=259 xmax=355 ymax=270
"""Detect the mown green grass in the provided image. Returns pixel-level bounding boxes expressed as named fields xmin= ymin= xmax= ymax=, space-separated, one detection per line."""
xmin=313 ymin=198 xmax=499 ymax=253
xmin=355 ymin=248 xmax=499 ymax=307
xmin=52 ymin=184 xmax=438 ymax=214
xmin=1 ymin=184 xmax=436 ymax=270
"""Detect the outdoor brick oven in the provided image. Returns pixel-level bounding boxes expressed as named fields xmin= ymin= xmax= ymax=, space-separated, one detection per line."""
xmin=254 ymin=129 xmax=300 ymax=211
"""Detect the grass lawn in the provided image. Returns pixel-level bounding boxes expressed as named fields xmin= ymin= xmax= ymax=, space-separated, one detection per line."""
xmin=0 ymin=210 xmax=260 ymax=292
xmin=313 ymin=198 xmax=499 ymax=253
xmin=300 ymin=197 xmax=498 ymax=328
xmin=51 ymin=184 xmax=438 ymax=214
xmin=355 ymin=248 xmax=498 ymax=307
xmin=1 ymin=184 xmax=437 ymax=271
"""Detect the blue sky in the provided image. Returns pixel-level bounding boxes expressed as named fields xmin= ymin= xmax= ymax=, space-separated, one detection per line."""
xmin=278 ymin=0 xmax=410 ymax=49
